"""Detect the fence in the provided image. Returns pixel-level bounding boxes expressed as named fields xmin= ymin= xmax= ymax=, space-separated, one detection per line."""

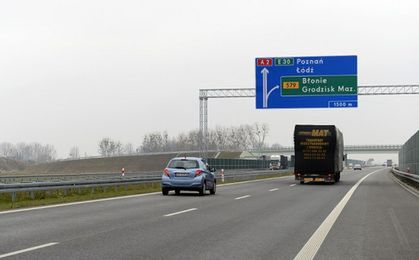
xmin=206 ymin=158 xmax=271 ymax=170
xmin=399 ymin=131 xmax=419 ymax=175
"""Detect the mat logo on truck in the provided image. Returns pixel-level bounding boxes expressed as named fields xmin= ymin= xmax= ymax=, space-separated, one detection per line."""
xmin=311 ymin=129 xmax=330 ymax=137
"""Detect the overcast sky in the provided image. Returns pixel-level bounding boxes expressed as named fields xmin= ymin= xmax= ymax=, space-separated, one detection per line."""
xmin=1 ymin=0 xmax=418 ymax=162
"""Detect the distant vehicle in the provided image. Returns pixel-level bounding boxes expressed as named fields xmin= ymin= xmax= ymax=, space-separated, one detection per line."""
xmin=280 ymin=155 xmax=288 ymax=169
xmin=386 ymin=159 xmax=393 ymax=167
xmin=161 ymin=157 xmax=216 ymax=196
xmin=353 ymin=164 xmax=362 ymax=170
xmin=294 ymin=125 xmax=344 ymax=184
xmin=269 ymin=161 xmax=280 ymax=170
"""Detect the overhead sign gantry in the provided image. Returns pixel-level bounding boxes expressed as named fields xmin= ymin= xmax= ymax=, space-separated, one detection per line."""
xmin=255 ymin=55 xmax=358 ymax=109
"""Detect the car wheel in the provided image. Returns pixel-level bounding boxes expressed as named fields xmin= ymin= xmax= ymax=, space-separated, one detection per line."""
xmin=175 ymin=189 xmax=180 ymax=195
xmin=162 ymin=188 xmax=169 ymax=196
xmin=199 ymin=182 xmax=206 ymax=196
xmin=300 ymin=180 xmax=304 ymax=184
xmin=210 ymin=181 xmax=216 ymax=195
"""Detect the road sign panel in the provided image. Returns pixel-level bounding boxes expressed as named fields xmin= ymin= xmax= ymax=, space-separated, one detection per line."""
xmin=255 ymin=55 xmax=357 ymax=109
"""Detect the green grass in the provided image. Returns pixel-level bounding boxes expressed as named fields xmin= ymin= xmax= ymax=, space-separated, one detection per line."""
xmin=0 ymin=171 xmax=293 ymax=211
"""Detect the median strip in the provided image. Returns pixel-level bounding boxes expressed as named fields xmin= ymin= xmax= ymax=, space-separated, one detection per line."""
xmin=164 ymin=208 xmax=197 ymax=217
xmin=0 ymin=242 xmax=58 ymax=259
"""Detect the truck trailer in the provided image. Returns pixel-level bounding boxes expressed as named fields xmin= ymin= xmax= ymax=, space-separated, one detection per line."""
xmin=294 ymin=125 xmax=344 ymax=184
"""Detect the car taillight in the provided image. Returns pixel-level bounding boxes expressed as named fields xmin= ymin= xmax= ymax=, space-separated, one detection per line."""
xmin=195 ymin=169 xmax=203 ymax=177
xmin=163 ymin=168 xmax=170 ymax=177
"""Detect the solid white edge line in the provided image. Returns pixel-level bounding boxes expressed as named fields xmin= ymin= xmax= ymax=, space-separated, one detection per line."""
xmin=0 ymin=175 xmax=293 ymax=215
xmin=293 ymin=169 xmax=382 ymax=260
xmin=235 ymin=195 xmax=251 ymax=200
xmin=0 ymin=192 xmax=160 ymax=215
xmin=269 ymin=188 xmax=279 ymax=192
xmin=0 ymin=242 xmax=58 ymax=259
xmin=164 ymin=208 xmax=197 ymax=217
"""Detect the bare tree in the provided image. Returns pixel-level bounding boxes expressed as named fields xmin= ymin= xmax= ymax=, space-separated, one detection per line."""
xmin=252 ymin=123 xmax=269 ymax=151
xmin=114 ymin=141 xmax=124 ymax=156
xmin=98 ymin=138 xmax=111 ymax=157
xmin=124 ymin=143 xmax=134 ymax=155
xmin=0 ymin=142 xmax=15 ymax=157
xmin=69 ymin=146 xmax=80 ymax=159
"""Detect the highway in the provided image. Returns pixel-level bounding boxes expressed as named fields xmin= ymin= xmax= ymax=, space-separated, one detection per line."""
xmin=0 ymin=167 xmax=418 ymax=259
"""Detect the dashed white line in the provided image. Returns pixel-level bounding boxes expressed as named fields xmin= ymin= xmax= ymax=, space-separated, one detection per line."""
xmin=164 ymin=208 xmax=197 ymax=217
xmin=290 ymin=184 xmax=296 ymax=187
xmin=269 ymin=188 xmax=279 ymax=192
xmin=235 ymin=195 xmax=251 ymax=200
xmin=293 ymin=169 xmax=381 ymax=260
xmin=0 ymin=242 xmax=59 ymax=259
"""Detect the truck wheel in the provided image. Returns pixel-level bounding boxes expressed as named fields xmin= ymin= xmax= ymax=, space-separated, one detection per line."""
xmin=300 ymin=180 xmax=304 ymax=184
xmin=336 ymin=173 xmax=341 ymax=182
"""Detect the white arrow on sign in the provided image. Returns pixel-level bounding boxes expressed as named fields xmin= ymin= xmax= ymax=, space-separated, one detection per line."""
xmin=261 ymin=68 xmax=279 ymax=108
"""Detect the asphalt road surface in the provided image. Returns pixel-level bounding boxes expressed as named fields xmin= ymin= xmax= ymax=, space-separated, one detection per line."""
xmin=0 ymin=167 xmax=418 ymax=259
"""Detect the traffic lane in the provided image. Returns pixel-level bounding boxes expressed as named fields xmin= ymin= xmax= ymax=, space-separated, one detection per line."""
xmin=21 ymin=169 xmax=373 ymax=259
xmin=315 ymin=169 xmax=419 ymax=259
xmin=0 ymin=168 xmax=373 ymax=259
xmin=0 ymin=175 xmax=296 ymax=254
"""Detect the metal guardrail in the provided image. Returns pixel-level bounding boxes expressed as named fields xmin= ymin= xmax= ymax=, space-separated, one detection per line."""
xmin=0 ymin=169 xmax=291 ymax=202
xmin=392 ymin=168 xmax=419 ymax=184
xmin=0 ymin=169 xmax=291 ymax=184
xmin=0 ymin=172 xmax=163 ymax=184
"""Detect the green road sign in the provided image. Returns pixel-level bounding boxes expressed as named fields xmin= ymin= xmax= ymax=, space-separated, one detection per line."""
xmin=281 ymin=75 xmax=357 ymax=96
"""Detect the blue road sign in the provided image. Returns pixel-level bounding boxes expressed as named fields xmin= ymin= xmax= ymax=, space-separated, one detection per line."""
xmin=255 ymin=55 xmax=357 ymax=109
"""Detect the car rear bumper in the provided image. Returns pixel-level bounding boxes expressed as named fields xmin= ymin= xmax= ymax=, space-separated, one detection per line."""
xmin=161 ymin=177 xmax=203 ymax=190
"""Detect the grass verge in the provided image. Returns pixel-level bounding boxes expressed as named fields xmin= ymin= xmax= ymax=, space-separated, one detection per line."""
xmin=0 ymin=171 xmax=293 ymax=211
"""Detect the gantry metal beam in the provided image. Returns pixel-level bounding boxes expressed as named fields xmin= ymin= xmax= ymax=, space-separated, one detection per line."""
xmin=199 ymin=85 xmax=419 ymax=157
xmin=200 ymin=85 xmax=419 ymax=99
xmin=358 ymin=85 xmax=419 ymax=95
xmin=251 ymin=145 xmax=403 ymax=155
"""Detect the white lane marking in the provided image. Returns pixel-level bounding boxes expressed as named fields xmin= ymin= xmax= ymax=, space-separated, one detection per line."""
xmin=294 ymin=169 xmax=382 ymax=260
xmin=164 ymin=208 xmax=197 ymax=217
xmin=269 ymin=188 xmax=279 ymax=192
xmin=235 ymin=195 xmax=251 ymax=200
xmin=0 ymin=192 xmax=161 ymax=215
xmin=0 ymin=242 xmax=58 ymax=259
xmin=290 ymin=184 xmax=296 ymax=187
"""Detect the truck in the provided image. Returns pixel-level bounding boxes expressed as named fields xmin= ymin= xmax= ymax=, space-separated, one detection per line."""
xmin=280 ymin=155 xmax=288 ymax=169
xmin=269 ymin=155 xmax=280 ymax=170
xmin=386 ymin=159 xmax=393 ymax=167
xmin=294 ymin=125 xmax=344 ymax=184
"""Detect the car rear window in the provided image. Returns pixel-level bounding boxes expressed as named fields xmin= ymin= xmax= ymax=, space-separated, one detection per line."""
xmin=168 ymin=159 xmax=199 ymax=169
